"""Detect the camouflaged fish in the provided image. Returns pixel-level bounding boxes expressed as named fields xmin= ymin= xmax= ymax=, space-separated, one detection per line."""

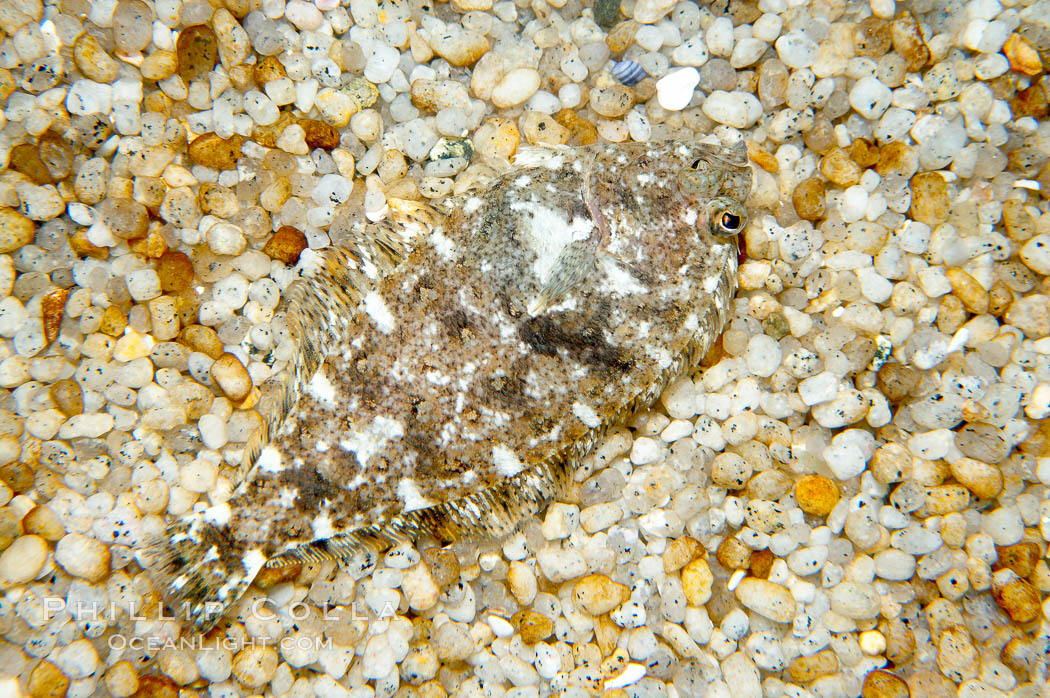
xmin=140 ymin=140 xmax=753 ymax=630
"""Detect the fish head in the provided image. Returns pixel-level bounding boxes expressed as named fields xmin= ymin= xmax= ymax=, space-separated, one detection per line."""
xmin=675 ymin=141 xmax=753 ymax=241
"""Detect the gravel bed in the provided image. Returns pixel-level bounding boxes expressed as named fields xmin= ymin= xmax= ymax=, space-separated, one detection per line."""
xmin=0 ymin=0 xmax=1049 ymax=696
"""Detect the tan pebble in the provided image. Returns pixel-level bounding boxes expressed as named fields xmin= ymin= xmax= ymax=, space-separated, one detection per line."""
xmin=159 ymin=187 xmax=202 ymax=229
xmin=422 ymin=547 xmax=460 ymax=588
xmin=22 ymin=505 xmax=64 ymax=541
xmin=891 ymin=11 xmax=930 ymax=71
xmin=794 ymin=474 xmax=839 ymax=517
xmin=0 ymin=462 xmax=34 ymax=494
xmin=113 ymin=328 xmax=154 ymax=362
xmin=0 ymin=508 xmax=17 ymax=550
xmin=820 ymin=148 xmax=862 ymax=187
xmin=884 ymin=618 xmax=916 ymax=665
xmin=554 ymin=109 xmax=599 ymax=145
xmin=923 ymin=485 xmax=970 ymax=515
xmin=507 ymin=560 xmax=537 ymax=605
xmin=40 ymin=288 xmax=68 ymax=345
xmin=429 ymin=30 xmax=490 ymax=66
xmin=945 ymin=268 xmax=989 ymax=314
xmin=862 ymin=669 xmax=910 ymax=698
xmin=178 ymin=325 xmax=224 ymax=359
xmin=9 ymin=143 xmax=53 ymax=185
xmin=606 ymin=20 xmax=639 ymax=53
xmin=788 ymin=648 xmax=839 ymax=683
xmin=97 ymin=197 xmax=149 ymax=240
xmin=948 ymin=457 xmax=1003 ymax=500
xmin=232 ymin=646 xmax=279 ymax=688
xmin=747 ymin=143 xmax=778 ymax=173
xmin=73 ymin=34 xmax=119 ymax=83
xmin=521 ymin=111 xmax=571 ymax=146
xmin=681 ymin=558 xmax=714 ymax=606
xmin=139 ymin=50 xmax=177 ymax=80
xmin=936 ymin=625 xmax=978 ymax=683
xmin=103 ymin=660 xmax=139 ymax=698
xmin=176 ymin=24 xmax=218 ymax=83
xmin=589 ymin=85 xmax=635 ymax=118
xmin=663 ymin=535 xmax=704 ymax=573
xmin=197 ymin=182 xmax=239 ymax=218
xmin=210 ymin=353 xmax=252 ymax=402
xmin=0 ymin=208 xmax=36 ymax=253
xmin=939 ymin=512 xmax=967 ymax=549
xmin=473 ymin=118 xmax=520 ymax=161
xmin=187 ymin=133 xmax=244 ymax=170
xmin=212 ymin=9 xmax=251 ymax=68
xmin=853 ymin=17 xmax=892 ymax=58
xmin=411 ymin=78 xmax=472 ymax=113
xmin=996 ymin=542 xmax=1041 ymax=578
xmin=1004 ymin=34 xmax=1043 ymax=76
xmin=849 ymin=138 xmax=880 ymax=168
xmin=133 ymin=674 xmax=179 ymax=698
xmin=54 ymin=532 xmax=110 ymax=582
xmin=735 ymin=577 xmax=796 ymax=623
xmin=513 ymin=609 xmax=553 ymax=644
xmin=992 ymin=570 xmax=1041 ymax=623
xmin=1011 ymin=83 xmax=1048 ymax=119
xmin=1000 ymin=636 xmax=1036 ymax=674
xmin=874 ymin=142 xmax=917 ymax=180
xmin=252 ymin=55 xmax=286 ymax=85
xmin=748 ymin=548 xmax=774 ymax=579
xmin=27 ymin=660 xmax=70 ymax=698
xmin=299 ymin=119 xmax=340 ymax=151
xmin=156 ymin=250 xmax=195 ymax=293
xmin=0 ymin=534 xmax=48 ymax=584
xmin=909 ymin=172 xmax=949 ymax=225
xmin=128 ymin=229 xmax=168 ymax=259
xmin=402 ymin=561 xmax=441 ymax=611
xmin=715 ymin=535 xmax=752 ymax=569
xmin=792 ymin=177 xmax=826 ymax=221
xmin=573 ymin=573 xmax=629 ymax=615
xmin=262 ymin=225 xmax=308 ymax=264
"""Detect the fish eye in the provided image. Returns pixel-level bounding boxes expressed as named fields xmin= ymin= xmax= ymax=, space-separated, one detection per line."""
xmin=691 ymin=159 xmax=702 ymax=169
xmin=720 ymin=212 xmax=741 ymax=230
xmin=714 ymin=208 xmax=745 ymax=236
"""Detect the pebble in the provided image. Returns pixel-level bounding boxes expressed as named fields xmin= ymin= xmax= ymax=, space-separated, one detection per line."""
xmin=681 ymin=558 xmax=714 ymax=606
xmin=573 ymin=574 xmax=629 ymax=615
xmin=702 ymin=91 xmax=763 ymax=128
xmin=0 ymin=209 xmax=36 ymax=253
xmin=631 ymin=0 xmax=676 ymax=24
xmin=795 ymin=475 xmax=839 ymax=517
xmin=54 ymin=532 xmax=110 ymax=582
xmin=27 ymin=661 xmax=69 ymax=698
xmin=655 ymin=68 xmax=699 ymax=111
xmin=210 ymin=352 xmax=252 ymax=402
xmin=0 ymin=534 xmax=48 ymax=584
xmin=862 ymin=670 xmax=909 ymax=698
xmin=232 ymin=646 xmax=279 ymax=688
xmin=775 ymin=32 xmax=818 ymax=68
xmin=536 ymin=546 xmax=587 ymax=583
xmin=734 ymin=578 xmax=795 ymax=623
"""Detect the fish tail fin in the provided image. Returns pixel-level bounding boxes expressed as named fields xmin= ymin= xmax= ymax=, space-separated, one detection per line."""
xmin=137 ymin=511 xmax=267 ymax=632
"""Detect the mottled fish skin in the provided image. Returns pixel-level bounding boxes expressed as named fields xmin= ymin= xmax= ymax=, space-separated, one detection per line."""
xmin=140 ymin=140 xmax=753 ymax=631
